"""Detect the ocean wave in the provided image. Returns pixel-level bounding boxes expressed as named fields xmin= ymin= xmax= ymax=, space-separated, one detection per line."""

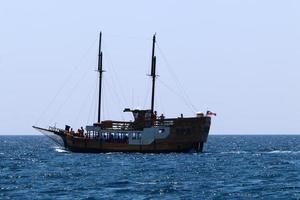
xmin=265 ymin=150 xmax=300 ymax=154
xmin=218 ymin=150 xmax=300 ymax=154
xmin=53 ymin=147 xmax=68 ymax=153
xmin=105 ymin=152 xmax=123 ymax=155
xmin=220 ymin=151 xmax=249 ymax=154
xmin=2 ymin=135 xmax=300 ymax=199
xmin=135 ymin=181 xmax=157 ymax=185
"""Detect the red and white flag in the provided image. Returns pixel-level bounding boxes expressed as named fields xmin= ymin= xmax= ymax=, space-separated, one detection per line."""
xmin=206 ymin=111 xmax=217 ymax=116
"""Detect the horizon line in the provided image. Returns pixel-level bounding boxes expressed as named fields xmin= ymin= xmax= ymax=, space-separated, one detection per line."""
xmin=1 ymin=133 xmax=300 ymax=136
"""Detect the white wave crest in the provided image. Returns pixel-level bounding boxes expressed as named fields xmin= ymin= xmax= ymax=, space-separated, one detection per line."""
xmin=266 ymin=150 xmax=300 ymax=154
xmin=220 ymin=151 xmax=249 ymax=154
xmin=53 ymin=147 xmax=68 ymax=153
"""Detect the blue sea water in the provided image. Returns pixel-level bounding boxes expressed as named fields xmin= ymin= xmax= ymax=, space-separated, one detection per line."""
xmin=0 ymin=135 xmax=300 ymax=200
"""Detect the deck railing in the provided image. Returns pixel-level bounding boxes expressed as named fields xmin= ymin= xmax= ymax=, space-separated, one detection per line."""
xmin=97 ymin=119 xmax=175 ymax=131
xmin=49 ymin=126 xmax=65 ymax=133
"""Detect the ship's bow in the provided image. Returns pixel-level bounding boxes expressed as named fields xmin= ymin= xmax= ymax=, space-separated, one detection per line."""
xmin=33 ymin=126 xmax=66 ymax=147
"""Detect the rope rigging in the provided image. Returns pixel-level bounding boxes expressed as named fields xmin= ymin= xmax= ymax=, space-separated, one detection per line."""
xmin=74 ymin=77 xmax=98 ymax=126
xmin=157 ymin=79 xmax=195 ymax=114
xmin=87 ymin=75 xmax=98 ymax=125
xmin=102 ymin=40 xmax=128 ymax=109
xmin=34 ymin=36 xmax=98 ymax=126
xmin=143 ymin=78 xmax=151 ymax=108
xmin=156 ymin=43 xmax=198 ymax=113
xmin=49 ymin=67 xmax=90 ymax=125
xmin=35 ymin=32 xmax=199 ymax=129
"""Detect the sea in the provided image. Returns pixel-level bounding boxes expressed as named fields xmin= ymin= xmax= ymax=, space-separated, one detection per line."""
xmin=0 ymin=135 xmax=299 ymax=200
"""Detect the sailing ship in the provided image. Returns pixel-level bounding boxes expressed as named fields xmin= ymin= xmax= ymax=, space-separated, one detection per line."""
xmin=33 ymin=32 xmax=213 ymax=153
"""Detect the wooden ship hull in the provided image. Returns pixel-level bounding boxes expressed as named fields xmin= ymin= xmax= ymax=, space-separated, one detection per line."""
xmin=33 ymin=32 xmax=214 ymax=153
xmin=33 ymin=116 xmax=211 ymax=153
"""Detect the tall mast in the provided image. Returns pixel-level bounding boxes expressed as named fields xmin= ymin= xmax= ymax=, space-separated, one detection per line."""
xmin=150 ymin=34 xmax=156 ymax=114
xmin=97 ymin=32 xmax=104 ymax=123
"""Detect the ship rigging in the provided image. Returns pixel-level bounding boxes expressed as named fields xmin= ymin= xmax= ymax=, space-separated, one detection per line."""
xmin=33 ymin=32 xmax=213 ymax=153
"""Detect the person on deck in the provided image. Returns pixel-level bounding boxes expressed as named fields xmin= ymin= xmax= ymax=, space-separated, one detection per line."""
xmin=70 ymin=128 xmax=74 ymax=135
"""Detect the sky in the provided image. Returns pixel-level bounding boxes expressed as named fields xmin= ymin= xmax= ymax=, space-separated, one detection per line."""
xmin=0 ymin=0 xmax=300 ymax=134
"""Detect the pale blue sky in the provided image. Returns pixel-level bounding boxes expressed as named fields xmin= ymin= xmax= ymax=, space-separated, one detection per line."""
xmin=0 ymin=0 xmax=300 ymax=134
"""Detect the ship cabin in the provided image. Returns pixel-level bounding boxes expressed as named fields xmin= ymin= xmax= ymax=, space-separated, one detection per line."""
xmin=73 ymin=107 xmax=209 ymax=145
xmin=82 ymin=108 xmax=171 ymax=141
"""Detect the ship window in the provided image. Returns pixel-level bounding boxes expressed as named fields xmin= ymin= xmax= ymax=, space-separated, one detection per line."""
xmin=159 ymin=129 xmax=165 ymax=134
xmin=132 ymin=132 xmax=141 ymax=140
xmin=133 ymin=113 xmax=139 ymax=120
xmin=145 ymin=112 xmax=152 ymax=120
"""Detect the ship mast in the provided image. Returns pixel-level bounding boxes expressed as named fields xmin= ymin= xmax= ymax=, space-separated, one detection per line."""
xmin=150 ymin=34 xmax=156 ymax=114
xmin=97 ymin=32 xmax=104 ymax=123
